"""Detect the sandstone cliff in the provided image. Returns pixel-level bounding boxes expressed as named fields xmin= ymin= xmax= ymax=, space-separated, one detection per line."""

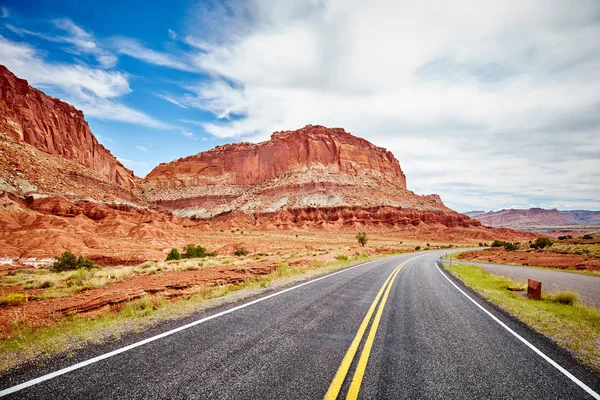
xmin=0 ymin=65 xmax=140 ymax=200
xmin=144 ymin=125 xmax=446 ymax=217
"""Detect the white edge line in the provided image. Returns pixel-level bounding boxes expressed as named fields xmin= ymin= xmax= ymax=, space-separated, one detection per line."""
xmin=435 ymin=261 xmax=600 ymax=400
xmin=0 ymin=256 xmax=400 ymax=397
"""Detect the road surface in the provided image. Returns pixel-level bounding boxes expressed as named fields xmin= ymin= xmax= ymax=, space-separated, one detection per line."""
xmin=447 ymin=259 xmax=600 ymax=309
xmin=1 ymin=251 xmax=599 ymax=399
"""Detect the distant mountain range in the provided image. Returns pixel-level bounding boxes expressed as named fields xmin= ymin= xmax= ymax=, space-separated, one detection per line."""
xmin=466 ymin=208 xmax=600 ymax=228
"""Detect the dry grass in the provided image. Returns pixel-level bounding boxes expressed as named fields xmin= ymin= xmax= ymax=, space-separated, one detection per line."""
xmin=0 ymin=250 xmax=393 ymax=375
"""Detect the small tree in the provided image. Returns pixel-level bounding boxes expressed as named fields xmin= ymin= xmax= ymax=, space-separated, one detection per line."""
xmin=356 ymin=232 xmax=368 ymax=247
xmin=530 ymin=237 xmax=554 ymax=249
xmin=582 ymin=234 xmax=593 ymax=240
xmin=166 ymin=248 xmax=182 ymax=261
xmin=50 ymin=251 xmax=95 ymax=272
xmin=415 ymin=245 xmax=421 ymax=251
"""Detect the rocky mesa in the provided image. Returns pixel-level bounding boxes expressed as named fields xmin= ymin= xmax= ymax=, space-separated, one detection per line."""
xmin=144 ymin=125 xmax=448 ymax=219
xmin=0 ymin=65 xmax=140 ymax=201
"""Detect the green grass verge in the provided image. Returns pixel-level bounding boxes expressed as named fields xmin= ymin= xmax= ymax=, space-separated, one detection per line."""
xmin=443 ymin=251 xmax=600 ymax=278
xmin=443 ymin=263 xmax=600 ymax=373
xmin=0 ymin=251 xmax=393 ymax=375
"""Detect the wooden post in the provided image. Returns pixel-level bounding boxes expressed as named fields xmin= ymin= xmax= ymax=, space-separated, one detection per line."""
xmin=527 ymin=278 xmax=542 ymax=300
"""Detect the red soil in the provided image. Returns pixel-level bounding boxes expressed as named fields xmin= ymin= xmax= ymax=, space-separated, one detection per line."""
xmin=458 ymin=248 xmax=600 ymax=271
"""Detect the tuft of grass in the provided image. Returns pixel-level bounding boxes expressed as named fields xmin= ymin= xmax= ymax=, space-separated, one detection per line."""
xmin=444 ymin=263 xmax=600 ymax=373
xmin=335 ymin=254 xmax=349 ymax=261
xmin=548 ymin=291 xmax=579 ymax=305
xmin=0 ymin=293 xmax=28 ymax=307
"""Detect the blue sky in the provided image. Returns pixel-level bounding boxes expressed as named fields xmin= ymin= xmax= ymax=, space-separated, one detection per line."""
xmin=0 ymin=0 xmax=599 ymax=212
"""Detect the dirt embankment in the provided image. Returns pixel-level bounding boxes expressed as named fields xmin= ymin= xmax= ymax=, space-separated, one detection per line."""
xmin=458 ymin=248 xmax=600 ymax=271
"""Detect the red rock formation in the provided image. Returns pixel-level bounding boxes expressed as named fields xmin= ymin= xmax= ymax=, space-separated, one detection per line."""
xmin=0 ymin=65 xmax=139 ymax=198
xmin=471 ymin=208 xmax=579 ymax=228
xmin=146 ymin=125 xmax=406 ymax=188
xmin=144 ymin=125 xmax=447 ymax=217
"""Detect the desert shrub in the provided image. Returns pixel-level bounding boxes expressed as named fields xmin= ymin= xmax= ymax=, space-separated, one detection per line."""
xmin=415 ymin=245 xmax=421 ymax=251
xmin=183 ymin=244 xmax=217 ymax=259
xmin=549 ymin=291 xmax=578 ymax=305
xmin=530 ymin=237 xmax=554 ymax=249
xmin=50 ymin=251 xmax=95 ymax=272
xmin=0 ymin=293 xmax=27 ymax=307
xmin=335 ymin=254 xmax=349 ymax=261
xmin=233 ymin=248 xmax=250 ymax=257
xmin=166 ymin=248 xmax=182 ymax=261
xmin=356 ymin=232 xmax=368 ymax=247
xmin=66 ymin=268 xmax=96 ymax=287
xmin=478 ymin=242 xmax=483 ymax=247
xmin=503 ymin=242 xmax=520 ymax=251
xmin=558 ymin=235 xmax=573 ymax=240
xmin=426 ymin=243 xmax=430 ymax=247
xmin=581 ymin=234 xmax=593 ymax=240
xmin=490 ymin=240 xmax=520 ymax=251
xmin=183 ymin=244 xmax=205 ymax=258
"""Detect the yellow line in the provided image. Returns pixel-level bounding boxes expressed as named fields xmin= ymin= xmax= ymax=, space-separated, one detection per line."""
xmin=323 ymin=256 xmax=420 ymax=400
xmin=345 ymin=263 xmax=403 ymax=399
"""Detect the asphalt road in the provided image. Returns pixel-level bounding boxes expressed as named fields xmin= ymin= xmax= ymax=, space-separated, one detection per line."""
xmin=1 ymin=251 xmax=599 ymax=399
xmin=447 ymin=259 xmax=600 ymax=309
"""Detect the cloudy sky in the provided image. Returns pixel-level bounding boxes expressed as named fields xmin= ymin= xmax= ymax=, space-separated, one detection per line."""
xmin=0 ymin=0 xmax=599 ymax=212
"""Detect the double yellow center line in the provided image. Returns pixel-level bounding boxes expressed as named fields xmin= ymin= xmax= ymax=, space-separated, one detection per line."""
xmin=324 ymin=255 xmax=422 ymax=400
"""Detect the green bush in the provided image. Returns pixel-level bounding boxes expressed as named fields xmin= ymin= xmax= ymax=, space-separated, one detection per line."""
xmin=50 ymin=251 xmax=95 ymax=272
xmin=558 ymin=235 xmax=573 ymax=240
xmin=530 ymin=237 xmax=554 ymax=249
xmin=581 ymin=234 xmax=593 ymax=240
xmin=415 ymin=245 xmax=421 ymax=251
xmin=166 ymin=248 xmax=182 ymax=261
xmin=335 ymin=254 xmax=349 ymax=261
xmin=491 ymin=240 xmax=520 ymax=251
xmin=183 ymin=244 xmax=217 ymax=259
xmin=0 ymin=293 xmax=27 ymax=307
xmin=233 ymin=248 xmax=250 ymax=257
xmin=356 ymin=232 xmax=368 ymax=247
xmin=549 ymin=291 xmax=578 ymax=305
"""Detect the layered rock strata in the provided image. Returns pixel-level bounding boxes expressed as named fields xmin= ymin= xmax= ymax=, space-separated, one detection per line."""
xmin=145 ymin=125 xmax=447 ymax=218
xmin=0 ymin=65 xmax=140 ymax=200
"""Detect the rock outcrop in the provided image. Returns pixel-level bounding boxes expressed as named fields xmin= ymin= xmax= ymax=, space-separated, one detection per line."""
xmin=469 ymin=208 xmax=600 ymax=228
xmin=144 ymin=125 xmax=447 ymax=218
xmin=0 ymin=65 xmax=140 ymax=200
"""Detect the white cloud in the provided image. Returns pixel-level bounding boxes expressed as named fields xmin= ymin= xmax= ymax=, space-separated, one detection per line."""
xmin=1 ymin=7 xmax=9 ymax=18
xmin=0 ymin=35 xmax=172 ymax=129
xmin=0 ymin=35 xmax=128 ymax=98
xmin=168 ymin=29 xmax=178 ymax=40
xmin=181 ymin=131 xmax=194 ymax=137
xmin=112 ymin=37 xmax=196 ymax=72
xmin=136 ymin=145 xmax=148 ymax=152
xmin=177 ymin=0 xmax=600 ymax=210
xmin=156 ymin=93 xmax=188 ymax=108
xmin=6 ymin=19 xmax=117 ymax=68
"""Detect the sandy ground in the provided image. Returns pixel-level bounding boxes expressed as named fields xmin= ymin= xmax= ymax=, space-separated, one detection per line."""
xmin=458 ymin=248 xmax=600 ymax=271
xmin=0 ymin=232 xmax=455 ymax=334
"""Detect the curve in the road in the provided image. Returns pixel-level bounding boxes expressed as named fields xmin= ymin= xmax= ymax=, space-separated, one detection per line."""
xmin=1 ymin=251 xmax=598 ymax=399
